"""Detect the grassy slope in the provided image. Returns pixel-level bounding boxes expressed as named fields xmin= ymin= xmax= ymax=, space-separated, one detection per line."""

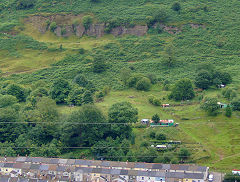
xmin=0 ymin=0 xmax=240 ymax=172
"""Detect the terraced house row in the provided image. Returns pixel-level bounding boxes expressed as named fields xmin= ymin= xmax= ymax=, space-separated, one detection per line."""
xmin=0 ymin=157 xmax=209 ymax=182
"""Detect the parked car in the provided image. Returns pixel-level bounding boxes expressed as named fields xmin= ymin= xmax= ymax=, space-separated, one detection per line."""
xmin=209 ymin=174 xmax=214 ymax=181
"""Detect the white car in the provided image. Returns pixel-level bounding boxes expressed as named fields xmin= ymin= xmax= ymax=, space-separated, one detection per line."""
xmin=209 ymin=174 xmax=214 ymax=182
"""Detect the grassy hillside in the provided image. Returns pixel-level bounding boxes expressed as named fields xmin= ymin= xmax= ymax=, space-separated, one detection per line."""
xmin=0 ymin=0 xmax=240 ymax=172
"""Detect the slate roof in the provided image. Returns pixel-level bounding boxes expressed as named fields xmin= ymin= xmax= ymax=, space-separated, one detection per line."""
xmin=30 ymin=164 xmax=40 ymax=170
xmin=31 ymin=157 xmax=42 ymax=163
xmin=16 ymin=157 xmax=27 ymax=162
xmin=184 ymin=172 xmax=204 ymax=179
xmin=56 ymin=166 xmax=66 ymax=172
xmin=120 ymin=169 xmax=128 ymax=175
xmin=3 ymin=163 xmax=14 ymax=168
xmin=13 ymin=163 xmax=23 ymax=169
xmin=134 ymin=163 xmax=145 ymax=168
xmin=166 ymin=172 xmax=185 ymax=179
xmin=39 ymin=164 xmax=49 ymax=171
xmin=49 ymin=158 xmax=59 ymax=164
xmin=110 ymin=169 xmax=121 ymax=175
xmin=152 ymin=163 xmax=162 ymax=169
xmin=0 ymin=177 xmax=9 ymax=182
xmin=58 ymin=159 xmax=68 ymax=165
xmin=18 ymin=179 xmax=29 ymax=182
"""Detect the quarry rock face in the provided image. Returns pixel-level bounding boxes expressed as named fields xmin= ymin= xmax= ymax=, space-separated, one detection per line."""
xmin=111 ymin=25 xmax=148 ymax=36
xmin=86 ymin=24 xmax=105 ymax=37
xmin=25 ymin=15 xmax=205 ymax=38
xmin=75 ymin=25 xmax=85 ymax=37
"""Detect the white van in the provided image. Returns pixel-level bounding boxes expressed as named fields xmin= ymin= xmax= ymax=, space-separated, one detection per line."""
xmin=209 ymin=174 xmax=214 ymax=181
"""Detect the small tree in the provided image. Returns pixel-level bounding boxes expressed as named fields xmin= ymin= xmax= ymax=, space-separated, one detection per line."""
xmin=178 ymin=148 xmax=190 ymax=161
xmin=120 ymin=68 xmax=132 ymax=85
xmin=195 ymin=70 xmax=213 ymax=89
xmin=201 ymin=97 xmax=219 ymax=116
xmin=82 ymin=91 xmax=94 ymax=104
xmin=136 ymin=77 xmax=151 ymax=91
xmin=156 ymin=133 xmax=166 ymax=140
xmin=149 ymin=131 xmax=156 ymax=139
xmin=172 ymin=2 xmax=181 ymax=12
xmin=82 ymin=15 xmax=93 ymax=30
xmin=152 ymin=114 xmax=160 ymax=124
xmin=50 ymin=22 xmax=57 ymax=32
xmin=225 ymin=105 xmax=232 ymax=117
xmin=231 ymin=98 xmax=240 ymax=111
xmin=73 ymin=74 xmax=89 ymax=87
xmin=170 ymin=79 xmax=195 ymax=101
xmin=92 ymin=57 xmax=106 ymax=73
xmin=153 ymin=9 xmax=168 ymax=23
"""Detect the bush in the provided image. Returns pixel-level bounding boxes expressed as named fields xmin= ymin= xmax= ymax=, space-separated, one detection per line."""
xmin=153 ymin=9 xmax=168 ymax=23
xmin=170 ymin=79 xmax=195 ymax=101
xmin=156 ymin=133 xmax=166 ymax=140
xmin=222 ymin=88 xmax=237 ymax=100
xmin=6 ymin=84 xmax=28 ymax=102
xmin=172 ymin=2 xmax=181 ymax=12
xmin=149 ymin=131 xmax=156 ymax=139
xmin=201 ymin=97 xmax=219 ymax=116
xmin=0 ymin=95 xmax=18 ymax=108
xmin=225 ymin=105 xmax=232 ymax=117
xmin=50 ymin=22 xmax=57 ymax=32
xmin=136 ymin=77 xmax=151 ymax=91
xmin=231 ymin=98 xmax=240 ymax=111
xmin=82 ymin=15 xmax=93 ymax=30
xmin=147 ymin=73 xmax=157 ymax=84
xmin=153 ymin=98 xmax=161 ymax=106
xmin=148 ymin=95 xmax=155 ymax=104
xmin=16 ymin=0 xmax=35 ymax=10
xmin=73 ymin=74 xmax=89 ymax=87
xmin=152 ymin=114 xmax=160 ymax=124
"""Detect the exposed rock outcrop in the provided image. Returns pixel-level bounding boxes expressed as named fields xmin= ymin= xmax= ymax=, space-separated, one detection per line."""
xmin=25 ymin=14 xmax=205 ymax=38
xmin=111 ymin=25 xmax=148 ymax=36
xmin=86 ymin=24 xmax=105 ymax=37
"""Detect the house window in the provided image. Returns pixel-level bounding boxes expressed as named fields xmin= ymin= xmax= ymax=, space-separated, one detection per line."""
xmin=142 ymin=177 xmax=144 ymax=180
xmin=6 ymin=169 xmax=8 ymax=171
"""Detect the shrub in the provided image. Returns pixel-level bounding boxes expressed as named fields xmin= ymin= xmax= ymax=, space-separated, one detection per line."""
xmin=156 ymin=133 xmax=166 ymax=140
xmin=6 ymin=84 xmax=28 ymax=102
xmin=153 ymin=9 xmax=168 ymax=23
xmin=73 ymin=74 xmax=89 ymax=87
xmin=172 ymin=2 xmax=181 ymax=12
xmin=170 ymin=79 xmax=195 ymax=101
xmin=148 ymin=95 xmax=155 ymax=104
xmin=140 ymin=141 xmax=149 ymax=148
xmin=149 ymin=131 xmax=156 ymax=139
xmin=231 ymin=98 xmax=240 ymax=111
xmin=0 ymin=95 xmax=18 ymax=108
xmin=146 ymin=16 xmax=155 ymax=28
xmin=95 ymin=91 xmax=104 ymax=99
xmin=152 ymin=114 xmax=160 ymax=124
xmin=222 ymin=88 xmax=237 ymax=100
xmin=178 ymin=148 xmax=191 ymax=161
xmin=82 ymin=15 xmax=93 ymax=30
xmin=16 ymin=0 xmax=35 ymax=10
xmin=153 ymin=98 xmax=161 ymax=106
xmin=147 ymin=73 xmax=157 ymax=84
xmin=201 ymin=97 xmax=219 ymax=116
xmin=61 ymin=27 xmax=67 ymax=35
xmin=78 ymin=48 xmax=85 ymax=54
xmin=136 ymin=77 xmax=151 ymax=91
xmin=225 ymin=105 xmax=232 ymax=117
xmin=50 ymin=22 xmax=57 ymax=32
xmin=104 ymin=19 xmax=120 ymax=33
